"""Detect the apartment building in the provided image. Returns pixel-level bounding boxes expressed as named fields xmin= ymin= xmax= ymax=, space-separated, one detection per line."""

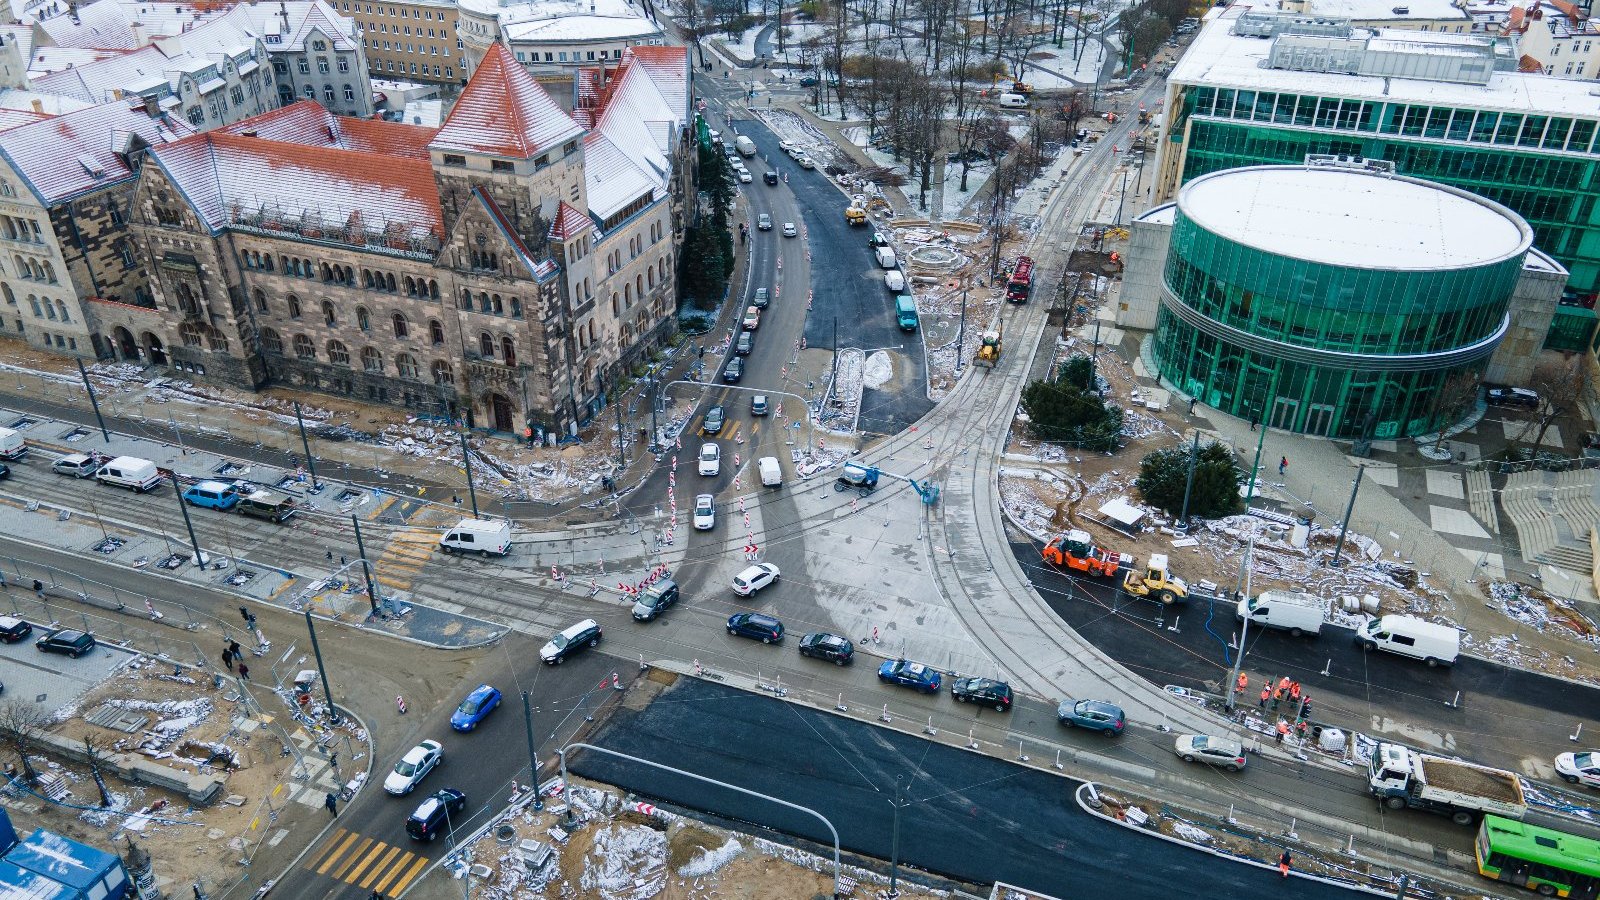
xmin=330 ymin=0 xmax=462 ymax=87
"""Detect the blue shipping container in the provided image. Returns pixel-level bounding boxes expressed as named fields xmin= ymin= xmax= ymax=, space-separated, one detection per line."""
xmin=4 ymin=829 xmax=129 ymax=900
xmin=0 ymin=859 xmax=80 ymax=900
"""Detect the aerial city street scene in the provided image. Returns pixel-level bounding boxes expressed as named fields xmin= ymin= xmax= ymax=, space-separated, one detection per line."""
xmin=0 ymin=0 xmax=1594 ymax=895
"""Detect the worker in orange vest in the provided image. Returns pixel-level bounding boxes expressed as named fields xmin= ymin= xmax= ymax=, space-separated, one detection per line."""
xmin=1258 ymin=684 xmax=1270 ymax=709
xmin=1236 ymin=672 xmax=1249 ymax=696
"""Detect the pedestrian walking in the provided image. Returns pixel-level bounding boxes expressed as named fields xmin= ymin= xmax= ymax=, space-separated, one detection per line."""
xmin=1278 ymin=850 xmax=1293 ymax=878
xmin=1279 ymin=456 xmax=1288 ymax=476
xmin=1188 ymin=396 xmax=1197 ymax=415
xmin=1275 ymin=719 xmax=1289 ymax=744
xmin=1258 ymin=685 xmax=1270 ymax=709
xmin=221 ymin=649 xmax=233 ymax=672
xmin=32 ymin=579 xmax=43 ymax=600
xmin=324 ymin=792 xmax=338 ymax=816
xmin=1250 ymin=416 xmax=1259 ymax=432
xmin=237 ymin=662 xmax=250 ymax=681
xmin=228 ymin=640 xmax=242 ymax=660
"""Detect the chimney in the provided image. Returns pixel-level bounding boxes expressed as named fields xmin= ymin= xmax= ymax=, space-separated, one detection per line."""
xmin=143 ymin=94 xmax=159 ymax=115
xmin=30 ymin=98 xmax=41 ymax=113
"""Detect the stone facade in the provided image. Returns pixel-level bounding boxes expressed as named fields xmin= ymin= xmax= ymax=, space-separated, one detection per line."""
xmin=330 ymin=0 xmax=463 ymax=87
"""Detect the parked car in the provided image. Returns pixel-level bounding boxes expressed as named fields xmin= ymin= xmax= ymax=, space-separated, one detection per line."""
xmin=781 ymin=222 xmax=797 ymax=237
xmin=0 ymin=463 xmax=9 ymax=480
xmin=384 ymin=739 xmax=443 ymax=794
xmin=702 ymin=406 xmax=726 ymax=434
xmin=631 ymin=579 xmax=680 ymax=621
xmin=799 ymin=74 xmax=819 ymax=86
xmin=735 ymin=332 xmax=754 ymax=355
xmin=51 ymin=453 xmax=105 ymax=478
xmin=726 ymin=612 xmax=784 ymax=643
xmin=750 ymin=395 xmax=769 ymax=416
xmin=693 ymin=494 xmax=716 ymax=530
xmin=742 ymin=306 xmax=761 ymax=330
xmin=756 ymin=214 xmax=773 ymax=230
xmin=698 ymin=442 xmax=721 ymax=476
xmin=951 ymin=677 xmax=1013 ymax=711
xmin=751 ymin=288 xmax=769 ymax=309
xmin=449 ymin=684 xmax=502 ymax=732
xmin=1056 ymin=698 xmax=1125 ymax=735
xmin=539 ymin=619 xmax=602 ymax=665
xmin=1555 ymin=751 xmax=1600 ymax=788
xmin=0 ymin=617 xmax=32 ymax=643
xmin=798 ymin=156 xmax=816 ymax=170
xmin=1486 ymin=386 xmax=1540 ymax=409
xmin=183 ymin=480 xmax=242 ymax=511
xmin=723 ymin=357 xmax=745 ymax=383
xmin=778 ymin=140 xmax=795 ymax=152
xmin=35 ymin=628 xmax=94 ymax=658
xmin=878 ymin=658 xmax=942 ymax=693
xmin=1174 ymin=734 xmax=1247 ymax=771
xmin=406 ymin=788 xmax=466 ymax=841
xmin=798 ymin=632 xmax=854 ymax=665
xmin=731 ymin=563 xmax=780 ymax=596
xmin=738 ymin=170 xmax=753 ymax=183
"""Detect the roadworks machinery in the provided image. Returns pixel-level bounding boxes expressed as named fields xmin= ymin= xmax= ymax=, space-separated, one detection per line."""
xmin=1041 ymin=530 xmax=1129 ymax=577
xmin=975 ymin=328 xmax=1002 ymax=368
xmin=1121 ymin=553 xmax=1188 ymax=604
xmin=845 ymin=205 xmax=867 ymax=225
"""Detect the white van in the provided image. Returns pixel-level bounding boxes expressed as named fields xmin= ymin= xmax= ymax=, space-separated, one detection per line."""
xmin=874 ymin=246 xmax=897 ymax=269
xmin=1236 ymin=590 xmax=1324 ymax=637
xmin=884 ymin=269 xmax=905 ymax=292
xmin=0 ymin=427 xmax=25 ymax=460
xmin=438 ymin=518 xmax=512 ymax=556
xmin=1358 ymin=614 xmax=1459 ymax=667
xmin=758 ymin=456 xmax=782 ymax=488
xmin=998 ymin=92 xmax=1030 ymax=108
xmin=96 ymin=456 xmax=161 ymax=492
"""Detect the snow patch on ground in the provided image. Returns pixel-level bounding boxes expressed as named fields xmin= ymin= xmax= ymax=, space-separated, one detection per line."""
xmin=678 ymin=837 xmax=743 ymax=877
xmin=580 ymin=824 xmax=668 ymax=900
xmin=821 ymin=348 xmax=864 ymax=433
xmin=861 ymin=350 xmax=893 ymax=389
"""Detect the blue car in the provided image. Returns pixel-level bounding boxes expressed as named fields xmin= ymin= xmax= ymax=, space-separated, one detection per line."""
xmin=878 ymin=658 xmax=941 ymax=693
xmin=449 ymin=684 xmax=501 ymax=731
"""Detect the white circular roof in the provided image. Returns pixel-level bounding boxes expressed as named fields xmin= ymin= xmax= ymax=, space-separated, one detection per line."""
xmin=1179 ymin=167 xmax=1528 ymax=270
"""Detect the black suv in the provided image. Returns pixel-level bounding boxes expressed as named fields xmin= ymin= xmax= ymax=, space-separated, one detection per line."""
xmin=727 ymin=613 xmax=784 ymax=644
xmin=951 ymin=677 xmax=1013 ymax=711
xmin=631 ymin=579 xmax=679 ymax=622
xmin=406 ymin=788 xmax=466 ymax=841
xmin=723 ymin=357 xmax=744 ymax=383
xmin=36 ymin=629 xmax=95 ymax=658
xmin=763 ymin=171 xmax=779 ymax=185
xmin=735 ymin=332 xmax=754 ymax=355
xmin=0 ymin=616 xmax=32 ymax=644
xmin=798 ymin=632 xmax=853 ymax=665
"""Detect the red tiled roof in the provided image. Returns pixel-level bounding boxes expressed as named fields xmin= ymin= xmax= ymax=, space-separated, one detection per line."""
xmin=0 ymin=100 xmax=191 ymax=204
xmin=220 ymin=101 xmax=438 ymax=159
xmin=622 ymin=46 xmax=689 ymax=114
xmin=548 ymin=200 xmax=591 ymax=240
xmin=0 ymin=108 xmax=51 ymax=133
xmin=1518 ymin=52 xmax=1545 ymax=70
xmin=428 ymin=42 xmax=583 ymax=160
xmin=1551 ymin=0 xmax=1584 ymax=20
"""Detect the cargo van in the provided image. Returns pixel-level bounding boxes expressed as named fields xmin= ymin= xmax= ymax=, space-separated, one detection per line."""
xmin=0 ymin=427 xmax=26 ymax=460
xmin=182 ymin=480 xmax=241 ymax=510
xmin=998 ymin=92 xmax=1030 ymax=108
xmin=438 ymin=518 xmax=512 ymax=556
xmin=238 ymin=489 xmax=297 ymax=523
xmin=96 ymin=456 xmax=162 ymax=493
xmin=1236 ymin=590 xmax=1324 ymax=637
xmin=758 ymin=456 xmax=782 ymax=487
xmin=1358 ymin=614 xmax=1459 ymax=667
xmin=895 ymin=295 xmax=919 ymax=331
xmin=874 ymin=246 xmax=897 ymax=269
xmin=735 ymin=135 xmax=757 ymax=157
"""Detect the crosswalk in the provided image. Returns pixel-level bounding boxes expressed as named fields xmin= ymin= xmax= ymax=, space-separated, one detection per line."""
xmin=375 ymin=531 xmax=436 ymax=592
xmin=304 ymin=827 xmax=429 ymax=896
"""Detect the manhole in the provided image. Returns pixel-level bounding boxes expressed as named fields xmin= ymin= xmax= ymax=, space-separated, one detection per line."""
xmin=214 ymin=461 xmax=246 ymax=476
xmin=224 ymin=569 xmax=257 ymax=587
xmin=332 ymin=488 xmax=362 ymax=504
xmin=91 ymin=537 xmax=126 ymax=554
xmin=61 ymin=427 xmax=90 ymax=443
xmin=156 ymin=553 xmax=189 ymax=570
xmin=8 ymin=417 xmax=36 ymax=430
xmin=495 ymin=824 xmax=517 ymax=843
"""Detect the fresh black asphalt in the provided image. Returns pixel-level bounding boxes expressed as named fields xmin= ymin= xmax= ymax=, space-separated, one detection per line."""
xmin=573 ymin=677 xmax=1370 ymax=900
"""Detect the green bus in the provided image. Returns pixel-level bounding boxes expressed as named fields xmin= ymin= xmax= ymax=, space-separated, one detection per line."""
xmin=1476 ymin=815 xmax=1600 ymax=899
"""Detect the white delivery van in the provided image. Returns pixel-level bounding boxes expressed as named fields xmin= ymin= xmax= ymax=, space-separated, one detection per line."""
xmin=758 ymin=456 xmax=782 ymax=488
xmin=1236 ymin=590 xmax=1325 ymax=637
xmin=0 ymin=427 xmax=24 ymax=460
xmin=1358 ymin=614 xmax=1459 ymax=667
xmin=884 ymin=269 xmax=905 ymax=292
xmin=96 ymin=456 xmax=162 ymax=492
xmin=998 ymin=92 xmax=1030 ymax=108
xmin=874 ymin=246 xmax=897 ymax=269
xmin=438 ymin=518 xmax=512 ymax=556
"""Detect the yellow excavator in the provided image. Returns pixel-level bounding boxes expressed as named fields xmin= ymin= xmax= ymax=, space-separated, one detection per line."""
xmin=975 ymin=327 xmax=1002 ymax=368
xmin=1121 ymin=553 xmax=1188 ymax=605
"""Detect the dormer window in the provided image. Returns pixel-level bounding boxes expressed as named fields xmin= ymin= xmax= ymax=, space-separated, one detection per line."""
xmin=491 ymin=160 xmax=514 ymax=173
xmin=313 ymin=39 xmax=327 ymax=50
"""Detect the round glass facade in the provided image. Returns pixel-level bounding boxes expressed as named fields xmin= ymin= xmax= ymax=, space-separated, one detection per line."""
xmin=1153 ymin=166 xmax=1531 ymax=439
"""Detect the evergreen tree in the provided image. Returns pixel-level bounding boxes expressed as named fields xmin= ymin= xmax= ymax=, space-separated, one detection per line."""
xmin=1019 ymin=379 xmax=1123 ymax=452
xmin=1136 ymin=442 xmax=1244 ymax=519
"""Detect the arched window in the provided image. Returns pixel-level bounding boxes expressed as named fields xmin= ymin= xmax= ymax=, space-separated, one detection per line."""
xmin=459 ymin=289 xmax=471 ymax=310
xmin=326 ymin=340 xmax=350 ymax=366
xmin=636 ymin=274 xmax=644 ymax=298
xmin=179 ymin=322 xmax=202 ymax=346
xmin=293 ymin=334 xmax=315 ymax=358
xmin=43 ymin=297 xmax=56 ymax=320
xmin=54 ymin=300 xmax=68 ymax=322
xmin=395 ymin=352 xmax=418 ymax=379
xmin=431 ymin=360 xmax=453 ymax=386
xmin=361 ymin=346 xmax=382 ymax=372
xmin=322 ymin=301 xmax=337 ymax=327
xmin=510 ymin=297 xmax=522 ymax=318
xmin=428 ymin=319 xmax=444 ymax=345
xmin=478 ymin=292 xmax=490 ymax=313
xmin=478 ymin=332 xmax=493 ymax=357
xmin=363 ymin=269 xmax=375 ymax=288
xmin=392 ymin=313 xmax=409 ymax=339
xmin=491 ymin=294 xmax=503 ymax=315
xmin=43 ymin=262 xmax=55 ymax=284
xmin=253 ymin=289 xmax=267 ymax=313
xmin=404 ymin=276 xmax=416 ymax=296
xmin=501 ymin=336 xmax=516 ymax=367
xmin=428 ymin=280 xmax=439 ymax=299
xmin=356 ymin=306 xmax=370 ymax=331
xmin=647 ymin=268 xmax=654 ymax=289
xmin=288 ymin=294 xmax=302 ymax=318
xmin=624 ymin=283 xmax=631 ymax=304
xmin=261 ymin=328 xmax=283 ymax=354
xmin=206 ymin=327 xmax=228 ymax=352
xmin=384 ymin=272 xmax=395 ymax=292
xmin=175 ymin=282 xmax=198 ymax=315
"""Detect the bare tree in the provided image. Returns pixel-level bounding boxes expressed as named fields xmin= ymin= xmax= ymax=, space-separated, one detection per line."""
xmin=81 ymin=733 xmax=112 ymax=807
xmin=1430 ymin=370 xmax=1481 ymax=453
xmin=1526 ymin=354 xmax=1588 ymax=452
xmin=985 ymin=161 xmax=1023 ymax=277
xmin=679 ymin=0 xmax=711 ymax=67
xmin=0 ymin=701 xmax=48 ymax=783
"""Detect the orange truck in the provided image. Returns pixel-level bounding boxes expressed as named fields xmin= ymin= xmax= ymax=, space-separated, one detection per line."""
xmin=1041 ymin=530 xmax=1128 ymax=577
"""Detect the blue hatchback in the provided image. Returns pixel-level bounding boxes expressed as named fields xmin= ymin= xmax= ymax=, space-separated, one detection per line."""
xmin=449 ymin=684 xmax=501 ymax=731
xmin=877 ymin=658 xmax=942 ymax=693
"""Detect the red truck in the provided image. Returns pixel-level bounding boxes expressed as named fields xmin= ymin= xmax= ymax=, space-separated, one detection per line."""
xmin=1006 ymin=256 xmax=1034 ymax=302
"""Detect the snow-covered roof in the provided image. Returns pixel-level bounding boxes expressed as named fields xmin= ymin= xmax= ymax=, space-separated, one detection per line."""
xmin=37 ymin=0 xmax=141 ymax=49
xmin=623 ymin=45 xmax=688 ymax=113
xmin=548 ymin=200 xmax=591 ymax=240
xmin=220 ymin=101 xmax=438 ymax=159
xmin=148 ymin=130 xmax=442 ymax=240
xmin=578 ymin=45 xmax=686 ymax=219
xmin=582 ymin=130 xmax=656 ymax=219
xmin=1294 ymin=0 xmax=1467 ymax=19
xmin=428 ymin=42 xmax=583 ymax=159
xmin=0 ymin=26 xmax=35 ymax=66
xmin=215 ymin=1 xmax=360 ymax=52
xmin=502 ymin=13 xmax=660 ymax=42
xmin=1174 ymin=6 xmax=1600 ymax=118
xmin=0 ymin=99 xmax=190 ymax=203
xmin=1178 ymin=166 xmax=1529 ymax=269
xmin=0 ymin=88 xmax=93 ymax=116
xmin=29 ymin=46 xmax=125 ymax=76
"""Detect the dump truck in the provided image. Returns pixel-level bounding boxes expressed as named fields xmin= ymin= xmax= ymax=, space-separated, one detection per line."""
xmin=1042 ymin=530 xmax=1128 ymax=577
xmin=845 ymin=205 xmax=867 ymax=226
xmin=1121 ymin=553 xmax=1188 ymax=604
xmin=975 ymin=329 xmax=1002 ymax=368
xmin=1368 ymin=742 xmax=1526 ymax=825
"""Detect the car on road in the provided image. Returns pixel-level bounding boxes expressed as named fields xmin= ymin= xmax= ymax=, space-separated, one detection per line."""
xmin=183 ymin=480 xmax=241 ymax=511
xmin=764 ymin=171 xmax=779 ymax=185
xmin=750 ymin=395 xmax=769 ymax=416
xmin=778 ymin=140 xmax=795 ymax=152
xmin=693 ymin=494 xmax=716 ymax=530
xmin=449 ymin=684 xmax=501 ymax=732
xmin=35 ymin=628 xmax=95 ymax=658
xmin=726 ymin=612 xmax=785 ymax=643
xmin=0 ymin=462 xmax=9 ymax=480
xmin=539 ymin=618 xmax=602 ymax=665
xmin=406 ymin=788 xmax=466 ymax=841
xmin=702 ymin=406 xmax=726 ymax=434
xmin=0 ymin=617 xmax=31 ymax=643
xmin=797 ymin=156 xmax=816 ymax=170
xmin=798 ymin=632 xmax=854 ymax=665
xmin=742 ymin=306 xmax=761 ymax=330
xmin=756 ymin=214 xmax=772 ymax=230
xmin=751 ymin=287 xmax=769 ymax=308
xmin=786 ymin=146 xmax=805 ymax=160
xmin=698 ymin=442 xmax=721 ymax=476
xmin=632 ymin=579 xmax=680 ymax=621
xmin=878 ymin=658 xmax=942 ymax=693
xmin=1056 ymin=698 xmax=1125 ymax=735
xmin=738 ymin=170 xmax=753 ymax=183
xmin=722 ymin=357 xmax=744 ymax=383
xmin=734 ymin=332 xmax=754 ymax=355
xmin=1555 ymin=751 xmax=1600 ymax=788
xmin=799 ymin=74 xmax=819 ymax=86
xmin=951 ymin=677 xmax=1013 ymax=711
xmin=384 ymin=739 xmax=443 ymax=794
xmin=52 ymin=453 xmax=104 ymax=478
xmin=781 ymin=222 xmax=797 ymax=237
xmin=1486 ymin=386 xmax=1539 ymax=409
xmin=1174 ymin=734 xmax=1246 ymax=771
xmin=731 ymin=562 xmax=780 ymax=596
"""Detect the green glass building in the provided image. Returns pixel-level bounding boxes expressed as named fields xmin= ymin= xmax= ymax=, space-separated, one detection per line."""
xmin=1153 ymin=165 xmax=1533 ymax=438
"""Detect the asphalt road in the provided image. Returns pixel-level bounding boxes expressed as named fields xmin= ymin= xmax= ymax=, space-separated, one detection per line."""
xmin=574 ymin=677 xmax=1391 ymax=900
xmin=1007 ymin=538 xmax=1600 ymax=778
xmin=279 ymin=641 xmax=620 ymax=900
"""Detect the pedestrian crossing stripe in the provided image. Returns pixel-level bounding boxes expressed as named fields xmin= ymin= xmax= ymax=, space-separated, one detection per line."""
xmin=376 ymin=530 xmax=437 ymax=591
xmin=305 ymin=827 xmax=429 ymax=895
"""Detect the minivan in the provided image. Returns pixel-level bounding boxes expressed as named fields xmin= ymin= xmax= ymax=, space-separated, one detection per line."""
xmin=52 ymin=453 xmax=104 ymax=478
xmin=1236 ymin=590 xmax=1325 ymax=637
xmin=238 ymin=489 xmax=297 ymax=523
xmin=438 ymin=518 xmax=512 ymax=556
xmin=183 ymin=480 xmax=241 ymax=511
xmin=1358 ymin=614 xmax=1460 ymax=666
xmin=96 ymin=456 xmax=162 ymax=493
xmin=998 ymin=92 xmax=1030 ymax=108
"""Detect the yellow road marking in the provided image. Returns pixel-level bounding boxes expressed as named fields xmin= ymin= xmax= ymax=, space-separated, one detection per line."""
xmin=330 ymin=837 xmax=374 ymax=880
xmin=386 ymin=856 xmax=430 ymax=895
xmin=357 ymin=846 xmax=405 ymax=889
xmin=313 ymin=830 xmax=358 ymax=874
xmin=342 ymin=841 xmax=392 ymax=886
xmin=370 ymin=852 xmax=417 ymax=895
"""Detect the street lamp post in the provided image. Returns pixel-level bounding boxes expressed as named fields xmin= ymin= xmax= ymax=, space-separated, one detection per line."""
xmin=292 ymin=402 xmax=322 ymax=492
xmin=302 ymin=609 xmax=341 ymax=725
xmin=457 ymin=428 xmax=481 ymax=518
xmin=169 ymin=477 xmax=206 ymax=568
